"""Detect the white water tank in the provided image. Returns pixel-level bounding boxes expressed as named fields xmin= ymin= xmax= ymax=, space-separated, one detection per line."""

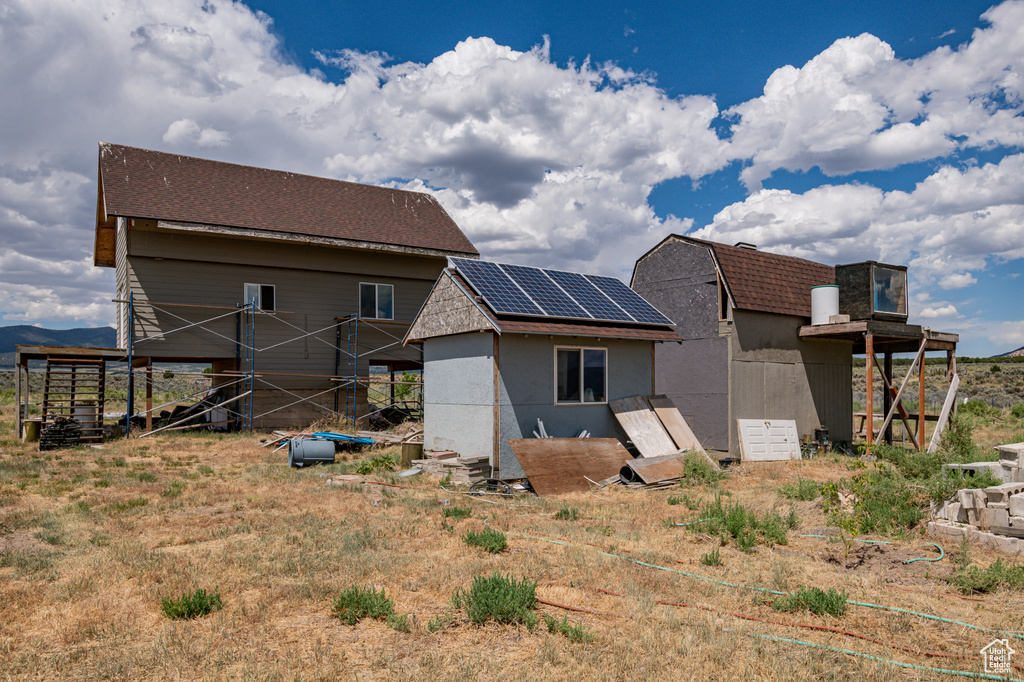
xmin=811 ymin=285 xmax=840 ymax=325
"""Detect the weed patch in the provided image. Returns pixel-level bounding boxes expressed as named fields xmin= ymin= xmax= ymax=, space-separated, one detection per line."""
xmin=161 ymin=588 xmax=223 ymax=620
xmin=776 ymin=478 xmax=820 ymax=501
xmin=542 ymin=613 xmax=594 ymax=642
xmin=686 ymin=494 xmax=798 ymax=551
xmin=108 ymin=497 xmax=149 ymax=513
xmin=452 ymin=572 xmax=537 ymax=628
xmin=771 ymin=587 xmax=848 ymax=618
xmin=356 ymin=454 xmax=396 ymax=476
xmin=332 ymin=586 xmax=394 ymax=625
xmin=945 ymin=558 xmax=1024 ymax=594
xmin=441 ymin=506 xmax=472 ymax=520
xmin=679 ymin=453 xmax=726 ymax=487
xmin=161 ymin=481 xmax=186 ymax=498
xmin=553 ymin=506 xmax=578 ymax=521
xmin=463 ymin=528 xmax=507 ymax=553
xmin=700 ymin=547 xmax=722 ymax=566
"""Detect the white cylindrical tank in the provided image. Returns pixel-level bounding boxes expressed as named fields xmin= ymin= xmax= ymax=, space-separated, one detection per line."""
xmin=811 ymin=285 xmax=840 ymax=325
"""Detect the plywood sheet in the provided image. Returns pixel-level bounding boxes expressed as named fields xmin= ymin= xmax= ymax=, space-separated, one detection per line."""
xmin=648 ymin=395 xmax=704 ymax=452
xmin=737 ymin=419 xmax=801 ymax=462
xmin=620 ymin=451 xmax=688 ymax=484
xmin=608 ymin=395 xmax=677 ymax=458
xmin=508 ymin=438 xmax=633 ymax=496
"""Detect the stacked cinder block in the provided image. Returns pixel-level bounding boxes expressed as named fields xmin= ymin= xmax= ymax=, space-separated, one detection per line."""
xmin=935 ymin=482 xmax=1024 ymax=531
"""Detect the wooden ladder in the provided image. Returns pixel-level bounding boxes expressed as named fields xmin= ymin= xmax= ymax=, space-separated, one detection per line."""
xmin=41 ymin=357 xmax=106 ymax=443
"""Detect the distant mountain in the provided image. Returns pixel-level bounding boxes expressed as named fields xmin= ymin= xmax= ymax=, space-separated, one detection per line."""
xmin=999 ymin=346 xmax=1024 ymax=358
xmin=0 ymin=325 xmax=116 ymax=355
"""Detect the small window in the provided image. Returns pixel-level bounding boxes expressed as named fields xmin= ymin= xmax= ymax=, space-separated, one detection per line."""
xmin=556 ymin=347 xmax=606 ymax=404
xmin=359 ymin=283 xmax=394 ymax=320
xmin=244 ymin=283 xmax=275 ymax=311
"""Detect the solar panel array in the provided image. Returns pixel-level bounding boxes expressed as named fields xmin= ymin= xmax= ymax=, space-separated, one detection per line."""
xmin=449 ymin=257 xmax=674 ymax=327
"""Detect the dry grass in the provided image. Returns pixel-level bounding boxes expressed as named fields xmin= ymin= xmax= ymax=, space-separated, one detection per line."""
xmin=3 ymin=413 xmax=1024 ymax=680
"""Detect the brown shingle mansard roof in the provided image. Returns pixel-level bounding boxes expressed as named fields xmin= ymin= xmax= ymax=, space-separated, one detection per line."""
xmin=96 ymin=142 xmax=478 ymax=256
xmin=634 ymin=235 xmax=834 ymax=318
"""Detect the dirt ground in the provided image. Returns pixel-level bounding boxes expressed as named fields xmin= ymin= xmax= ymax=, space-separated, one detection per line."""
xmin=3 ymin=419 xmax=1024 ymax=680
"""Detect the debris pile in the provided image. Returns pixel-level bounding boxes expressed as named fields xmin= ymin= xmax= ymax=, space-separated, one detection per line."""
xmin=40 ymin=415 xmax=82 ymax=451
xmin=412 ymin=451 xmax=490 ymax=485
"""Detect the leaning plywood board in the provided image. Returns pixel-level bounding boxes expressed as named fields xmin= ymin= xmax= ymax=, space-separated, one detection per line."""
xmin=647 ymin=395 xmax=719 ymax=470
xmin=620 ymin=451 xmax=688 ymax=484
xmin=737 ymin=419 xmax=801 ymax=462
xmin=608 ymin=396 xmax=677 ymax=458
xmin=508 ymin=438 xmax=633 ymax=497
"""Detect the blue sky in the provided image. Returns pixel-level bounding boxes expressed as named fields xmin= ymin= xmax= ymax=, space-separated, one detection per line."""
xmin=0 ymin=0 xmax=1021 ymax=355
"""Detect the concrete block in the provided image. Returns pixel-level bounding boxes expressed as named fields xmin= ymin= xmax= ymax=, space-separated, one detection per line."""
xmin=1012 ymin=494 xmax=1024 ymax=517
xmin=990 ymin=502 xmax=1009 ymax=510
xmin=959 ymin=488 xmax=982 ymax=509
xmin=976 ymin=489 xmax=990 ymax=508
xmin=985 ymin=482 xmax=1024 ymax=506
xmin=943 ymin=502 xmax=962 ymax=521
xmin=956 ymin=505 xmax=969 ymax=523
xmin=1010 ymin=516 xmax=1024 ymax=528
xmin=968 ymin=509 xmax=980 ymax=526
xmin=981 ymin=507 xmax=1009 ymax=529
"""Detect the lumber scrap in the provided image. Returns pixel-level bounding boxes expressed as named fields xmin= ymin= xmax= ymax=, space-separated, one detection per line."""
xmin=508 ymin=438 xmax=633 ymax=497
xmin=619 ymin=451 xmax=690 ymax=485
xmin=608 ymin=396 xmax=676 ymax=458
xmin=647 ymin=395 xmax=719 ymax=470
xmin=928 ymin=373 xmax=961 ymax=453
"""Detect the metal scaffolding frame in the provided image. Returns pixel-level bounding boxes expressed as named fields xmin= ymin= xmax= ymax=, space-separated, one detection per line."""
xmin=119 ymin=296 xmax=423 ymax=436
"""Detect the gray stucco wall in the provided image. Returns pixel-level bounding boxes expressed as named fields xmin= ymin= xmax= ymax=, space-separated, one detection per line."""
xmin=496 ymin=335 xmax=652 ymax=479
xmin=422 ymin=332 xmax=495 ymax=458
xmin=633 ymin=239 xmax=730 ymax=450
xmin=729 ymin=309 xmax=853 ymax=452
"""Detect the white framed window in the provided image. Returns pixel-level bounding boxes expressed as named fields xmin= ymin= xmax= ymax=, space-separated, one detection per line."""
xmin=244 ymin=283 xmax=275 ymax=311
xmin=555 ymin=346 xmax=607 ymax=404
xmin=360 ymin=282 xmax=394 ymax=320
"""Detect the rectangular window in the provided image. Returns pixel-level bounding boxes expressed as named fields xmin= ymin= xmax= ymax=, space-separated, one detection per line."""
xmin=359 ymin=282 xmax=394 ymax=320
xmin=243 ymin=283 xmax=275 ymax=311
xmin=556 ymin=347 xmax=606 ymax=404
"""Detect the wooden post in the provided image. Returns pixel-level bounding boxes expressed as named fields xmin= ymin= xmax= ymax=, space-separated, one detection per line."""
xmin=918 ymin=350 xmax=926 ymax=449
xmin=14 ymin=356 xmax=22 ymax=439
xmin=947 ymin=349 xmax=957 ymax=418
xmin=389 ymin=368 xmax=395 ymax=407
xmin=883 ymin=350 xmax=893 ymax=445
xmin=145 ymin=361 xmax=153 ymax=432
xmin=492 ymin=333 xmax=500 ymax=476
xmin=865 ymin=333 xmax=874 ymax=449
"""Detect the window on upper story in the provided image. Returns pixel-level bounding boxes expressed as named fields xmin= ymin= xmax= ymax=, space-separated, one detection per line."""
xmin=360 ymin=282 xmax=394 ymax=320
xmin=244 ymin=283 xmax=275 ymax=311
xmin=555 ymin=346 xmax=607 ymax=404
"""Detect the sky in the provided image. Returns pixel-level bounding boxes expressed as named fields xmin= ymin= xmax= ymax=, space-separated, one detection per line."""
xmin=0 ymin=0 xmax=1022 ymax=356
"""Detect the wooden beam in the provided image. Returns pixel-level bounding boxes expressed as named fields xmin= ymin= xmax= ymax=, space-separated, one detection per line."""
xmin=865 ymin=332 xmax=874 ymax=448
xmin=874 ymin=339 xmax=927 ymax=446
xmin=918 ymin=352 xmax=927 ymax=450
xmin=869 ymin=353 xmax=919 ymax=449
xmin=883 ymin=351 xmax=893 ymax=444
xmin=145 ymin=361 xmax=153 ymax=432
xmin=928 ymin=374 xmax=960 ymax=453
xmin=14 ymin=356 xmax=22 ymax=439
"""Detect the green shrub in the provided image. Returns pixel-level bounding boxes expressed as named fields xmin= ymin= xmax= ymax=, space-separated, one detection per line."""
xmin=542 ymin=613 xmax=594 ymax=642
xmin=136 ymin=472 xmax=157 ymax=483
xmin=441 ymin=506 xmax=472 ymax=520
xmin=332 ymin=586 xmax=394 ymax=625
xmin=945 ymin=558 xmax=1024 ymax=594
xmin=771 ymin=587 xmax=847 ymax=618
xmin=1011 ymin=403 xmax=1024 ymax=420
xmin=452 ymin=572 xmax=537 ymax=628
xmin=161 ymin=588 xmax=223 ymax=620
xmin=426 ymin=611 xmax=454 ymax=633
xmin=679 ymin=453 xmax=726 ymax=487
xmin=687 ymin=494 xmax=798 ymax=551
xmin=161 ymin=481 xmax=186 ymax=498
xmin=777 ymin=478 xmax=820 ymax=501
xmin=667 ymin=493 xmax=699 ymax=509
xmin=463 ymin=528 xmax=507 ymax=553
xmin=700 ymin=547 xmax=722 ymax=566
xmin=960 ymin=399 xmax=992 ymax=418
xmin=553 ymin=506 xmax=578 ymax=521
xmin=991 ymin=364 xmax=1001 ymax=373
xmin=356 ymin=454 xmax=397 ymax=475
xmin=109 ymin=497 xmax=148 ymax=513
xmin=386 ymin=613 xmax=412 ymax=632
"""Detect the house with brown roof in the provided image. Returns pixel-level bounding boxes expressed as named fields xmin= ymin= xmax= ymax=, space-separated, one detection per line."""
xmin=94 ymin=142 xmax=478 ymax=428
xmin=630 ymin=235 xmax=852 ymax=454
xmin=404 ymin=258 xmax=680 ymax=478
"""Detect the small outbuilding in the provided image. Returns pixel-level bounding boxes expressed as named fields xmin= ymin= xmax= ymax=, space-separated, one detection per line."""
xmin=404 ymin=258 xmax=680 ymax=479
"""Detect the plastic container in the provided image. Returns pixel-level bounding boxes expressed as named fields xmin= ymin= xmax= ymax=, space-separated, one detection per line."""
xmin=288 ymin=438 xmax=336 ymax=468
xmin=811 ymin=285 xmax=840 ymax=325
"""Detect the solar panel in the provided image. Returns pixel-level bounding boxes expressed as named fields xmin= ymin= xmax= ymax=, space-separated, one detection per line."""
xmin=498 ymin=263 xmax=592 ymax=319
xmin=586 ymin=275 xmax=675 ymax=326
xmin=449 ymin=257 xmax=674 ymax=327
xmin=450 ymin=258 xmax=543 ymax=316
xmin=544 ymin=269 xmax=633 ymax=322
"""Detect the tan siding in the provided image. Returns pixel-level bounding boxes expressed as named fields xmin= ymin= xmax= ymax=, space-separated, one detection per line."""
xmin=406 ymin=272 xmax=495 ymax=342
xmin=116 ymin=217 xmax=129 ymax=348
xmin=129 ymin=222 xmax=448 ymax=280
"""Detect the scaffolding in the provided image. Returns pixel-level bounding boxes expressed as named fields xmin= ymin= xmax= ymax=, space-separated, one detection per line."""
xmin=115 ymin=296 xmax=423 ymax=436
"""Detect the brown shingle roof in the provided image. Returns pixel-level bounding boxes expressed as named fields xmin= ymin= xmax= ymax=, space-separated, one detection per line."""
xmin=97 ymin=142 xmax=478 ymax=255
xmin=681 ymin=237 xmax=834 ymax=317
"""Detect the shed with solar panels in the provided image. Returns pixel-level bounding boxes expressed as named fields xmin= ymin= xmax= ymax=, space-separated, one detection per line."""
xmin=404 ymin=258 xmax=681 ymax=479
